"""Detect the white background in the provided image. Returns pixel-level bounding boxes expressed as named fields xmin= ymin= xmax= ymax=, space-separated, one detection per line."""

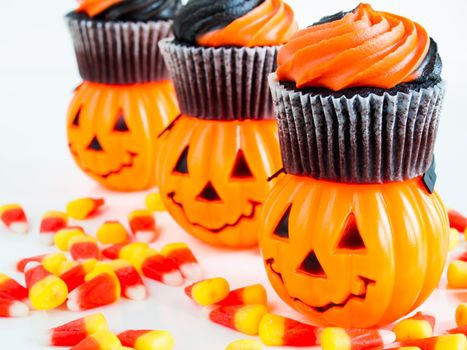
xmin=0 ymin=1 xmax=466 ymax=349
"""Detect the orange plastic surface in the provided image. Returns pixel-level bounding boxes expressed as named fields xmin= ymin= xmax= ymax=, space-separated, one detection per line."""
xmin=259 ymin=174 xmax=449 ymax=328
xmin=155 ymin=115 xmax=282 ymax=248
xmin=197 ymin=0 xmax=298 ymax=47
xmin=277 ymin=3 xmax=430 ymax=90
xmin=67 ymin=81 xmax=179 ymax=192
xmin=76 ymin=0 xmax=122 ymax=17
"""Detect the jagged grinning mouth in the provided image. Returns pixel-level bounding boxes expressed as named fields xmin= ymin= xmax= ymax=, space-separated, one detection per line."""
xmin=69 ymin=144 xmax=138 ymax=179
xmin=265 ymin=258 xmax=375 ymax=313
xmin=167 ymin=192 xmax=260 ymax=234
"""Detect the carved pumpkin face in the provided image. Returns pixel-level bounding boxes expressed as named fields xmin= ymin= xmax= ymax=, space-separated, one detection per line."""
xmin=259 ymin=175 xmax=449 ymax=327
xmin=155 ymin=115 xmax=282 ymax=248
xmin=67 ymin=81 xmax=179 ymax=191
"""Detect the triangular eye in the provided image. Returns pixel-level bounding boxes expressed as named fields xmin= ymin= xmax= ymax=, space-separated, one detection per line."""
xmin=230 ymin=150 xmax=254 ymax=179
xmin=337 ymin=213 xmax=366 ymax=250
xmin=113 ymin=111 xmax=129 ymax=132
xmin=298 ymin=251 xmax=327 ymax=278
xmin=72 ymin=107 xmax=81 ymax=127
xmin=173 ymin=146 xmax=189 ymax=174
xmin=273 ymin=205 xmax=291 ymax=239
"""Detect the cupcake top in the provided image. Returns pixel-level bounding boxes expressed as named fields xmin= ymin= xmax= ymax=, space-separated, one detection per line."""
xmin=172 ymin=0 xmax=298 ymax=47
xmin=76 ymin=0 xmax=182 ymax=21
xmin=277 ymin=3 xmax=442 ymax=91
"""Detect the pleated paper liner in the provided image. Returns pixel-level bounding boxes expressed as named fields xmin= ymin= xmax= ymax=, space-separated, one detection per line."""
xmin=269 ymin=74 xmax=446 ymax=184
xmin=160 ymin=39 xmax=278 ymax=120
xmin=66 ymin=12 xmax=172 ymax=84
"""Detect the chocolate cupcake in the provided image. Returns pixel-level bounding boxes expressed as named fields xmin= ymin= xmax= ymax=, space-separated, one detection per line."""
xmin=270 ymin=3 xmax=445 ymax=183
xmin=67 ymin=0 xmax=182 ymax=84
xmin=161 ymin=0 xmax=298 ymax=120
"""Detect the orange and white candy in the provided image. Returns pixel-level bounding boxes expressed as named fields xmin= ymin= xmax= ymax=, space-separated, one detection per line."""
xmin=128 ymin=210 xmax=158 ymax=243
xmin=320 ymin=328 xmax=396 ymax=350
xmin=67 ymin=197 xmax=105 ymax=220
xmin=59 ymin=259 xmax=97 ymax=292
xmin=209 ymin=304 xmax=268 ymax=336
xmin=108 ymin=260 xmax=147 ymax=301
xmin=54 ymin=227 xmax=85 ymax=251
xmin=161 ymin=242 xmax=203 ymax=280
xmin=0 ymin=273 xmax=28 ymax=301
xmin=71 ymin=330 xmax=121 ymax=350
xmin=393 ymin=312 xmax=435 ymax=341
xmin=69 ymin=235 xmax=100 ymax=260
xmin=217 ymin=284 xmax=267 ymax=307
xmin=39 ymin=211 xmax=68 ymax=245
xmin=185 ymin=278 xmax=230 ymax=306
xmin=45 ymin=313 xmax=108 ymax=346
xmin=0 ymin=298 xmax=29 ymax=317
xmin=118 ymin=330 xmax=174 ymax=350
xmin=388 ymin=334 xmax=467 ymax=350
xmin=141 ymin=248 xmax=183 ymax=287
xmin=16 ymin=252 xmax=67 ymax=274
xmin=25 ymin=262 xmax=68 ymax=310
xmin=0 ymin=204 xmax=28 ymax=233
xmin=97 ymin=221 xmax=130 ymax=245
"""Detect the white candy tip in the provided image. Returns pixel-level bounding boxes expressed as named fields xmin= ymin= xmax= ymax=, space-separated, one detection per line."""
xmin=125 ymin=285 xmax=147 ymax=301
xmin=135 ymin=231 xmax=157 ymax=243
xmin=66 ymin=291 xmax=81 ymax=312
xmin=24 ymin=261 xmax=41 ymax=272
xmin=10 ymin=222 xmax=29 ymax=234
xmin=9 ymin=300 xmax=29 ymax=317
xmin=162 ymin=271 xmax=184 ymax=287
xmin=180 ymin=263 xmax=203 ymax=281
xmin=379 ymin=330 xmax=396 ymax=345
xmin=39 ymin=233 xmax=55 ymax=246
xmin=38 ymin=330 xmax=53 ymax=346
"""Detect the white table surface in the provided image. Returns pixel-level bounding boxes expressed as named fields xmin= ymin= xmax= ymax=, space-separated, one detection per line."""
xmin=0 ymin=0 xmax=466 ymax=349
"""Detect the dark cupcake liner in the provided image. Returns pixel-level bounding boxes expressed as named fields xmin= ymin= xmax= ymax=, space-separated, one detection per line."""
xmin=66 ymin=13 xmax=172 ymax=84
xmin=269 ymin=74 xmax=446 ymax=183
xmin=159 ymin=39 xmax=278 ymax=120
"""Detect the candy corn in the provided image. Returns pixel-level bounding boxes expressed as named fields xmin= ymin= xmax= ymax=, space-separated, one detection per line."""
xmin=25 ymin=262 xmax=68 ymax=310
xmin=320 ymin=328 xmax=396 ymax=350
xmin=104 ymin=243 xmax=151 ymax=270
xmin=141 ymin=250 xmax=183 ymax=287
xmin=71 ymin=330 xmax=121 ymax=350
xmin=17 ymin=252 xmax=67 ymax=275
xmin=449 ymin=209 xmax=467 ymax=233
xmin=145 ymin=193 xmax=165 ymax=212
xmin=259 ymin=313 xmax=320 ymax=346
xmin=186 ymin=278 xmax=230 ymax=306
xmin=16 ymin=254 xmax=46 ymax=272
xmin=97 ymin=221 xmax=129 ymax=245
xmin=447 ymin=326 xmax=467 ymax=336
xmin=448 ymin=260 xmax=467 ymax=288
xmin=0 ymin=273 xmax=28 ymax=301
xmin=457 ymin=252 xmax=467 ymax=262
xmin=226 ymin=339 xmax=263 ymax=350
xmin=59 ymin=259 xmax=97 ymax=292
xmin=69 ymin=235 xmax=100 ymax=260
xmin=54 ymin=227 xmax=85 ymax=251
xmin=209 ymin=304 xmax=268 ymax=336
xmin=67 ymin=266 xmax=120 ymax=311
xmin=39 ymin=211 xmax=68 ymax=245
xmin=128 ymin=210 xmax=158 ymax=243
xmin=387 ymin=334 xmax=467 ymax=350
xmin=393 ymin=312 xmax=435 ymax=341
xmin=217 ymin=284 xmax=267 ymax=307
xmin=457 ymin=303 xmax=467 ymax=326
xmin=0 ymin=204 xmax=28 ymax=233
xmin=67 ymin=197 xmax=105 ymax=220
xmin=0 ymin=298 xmax=29 ymax=317
xmin=109 ymin=260 xmax=146 ymax=301
xmin=118 ymin=330 xmax=174 ymax=350
xmin=449 ymin=228 xmax=461 ymax=251
xmin=161 ymin=243 xmax=203 ymax=280
xmin=46 ymin=314 xmax=108 ymax=346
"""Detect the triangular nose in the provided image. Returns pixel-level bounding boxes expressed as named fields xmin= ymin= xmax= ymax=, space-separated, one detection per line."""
xmin=196 ymin=182 xmax=222 ymax=202
xmin=87 ymin=136 xmax=104 ymax=152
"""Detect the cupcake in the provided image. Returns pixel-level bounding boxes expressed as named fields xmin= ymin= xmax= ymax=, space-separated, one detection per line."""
xmin=65 ymin=0 xmax=181 ymax=191
xmin=155 ymin=0 xmax=298 ymax=248
xmin=259 ymin=3 xmax=449 ymax=328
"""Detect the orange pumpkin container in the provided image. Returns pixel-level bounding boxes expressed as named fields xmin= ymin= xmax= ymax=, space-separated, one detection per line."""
xmin=155 ymin=0 xmax=297 ymax=248
xmin=65 ymin=0 xmax=181 ymax=191
xmin=259 ymin=4 xmax=449 ymax=327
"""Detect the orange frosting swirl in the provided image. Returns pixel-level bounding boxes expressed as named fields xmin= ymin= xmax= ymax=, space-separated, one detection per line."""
xmin=77 ymin=0 xmax=122 ymax=17
xmin=197 ymin=0 xmax=298 ymax=47
xmin=277 ymin=3 xmax=430 ymax=90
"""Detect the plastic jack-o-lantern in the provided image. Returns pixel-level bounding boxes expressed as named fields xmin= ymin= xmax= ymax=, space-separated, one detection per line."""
xmin=66 ymin=15 xmax=179 ymax=191
xmin=260 ymin=176 xmax=449 ymax=327
xmin=156 ymin=116 xmax=281 ymax=248
xmin=67 ymin=82 xmax=178 ymax=191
